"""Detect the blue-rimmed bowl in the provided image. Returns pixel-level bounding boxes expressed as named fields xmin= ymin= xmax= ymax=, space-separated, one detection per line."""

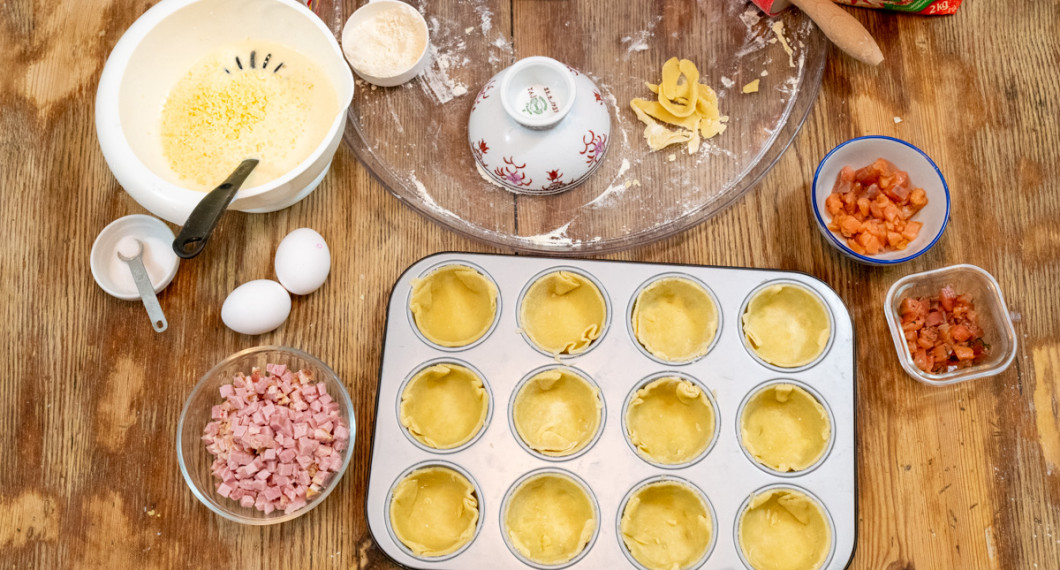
xmin=812 ymin=136 xmax=950 ymax=266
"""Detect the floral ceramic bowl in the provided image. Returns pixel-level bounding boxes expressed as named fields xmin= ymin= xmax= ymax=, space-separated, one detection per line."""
xmin=468 ymin=56 xmax=611 ymax=195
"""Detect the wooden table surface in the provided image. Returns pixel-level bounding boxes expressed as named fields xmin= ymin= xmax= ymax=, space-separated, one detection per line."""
xmin=2 ymin=1 xmax=1059 ymax=568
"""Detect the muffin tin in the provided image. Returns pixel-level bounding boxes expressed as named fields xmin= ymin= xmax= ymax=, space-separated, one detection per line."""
xmin=367 ymin=253 xmax=856 ymax=569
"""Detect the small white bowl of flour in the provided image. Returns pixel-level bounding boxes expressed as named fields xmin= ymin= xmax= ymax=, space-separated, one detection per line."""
xmin=342 ymin=0 xmax=430 ymax=87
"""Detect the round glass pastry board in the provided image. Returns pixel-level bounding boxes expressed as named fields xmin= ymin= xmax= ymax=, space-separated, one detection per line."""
xmin=330 ymin=0 xmax=826 ymax=253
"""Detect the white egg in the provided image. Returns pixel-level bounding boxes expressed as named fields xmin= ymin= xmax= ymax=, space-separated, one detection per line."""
xmin=274 ymin=228 xmax=331 ymax=295
xmin=221 ymin=279 xmax=291 ymax=335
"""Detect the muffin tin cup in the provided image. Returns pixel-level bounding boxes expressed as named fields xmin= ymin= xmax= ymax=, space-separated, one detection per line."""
xmin=621 ymin=371 xmax=721 ymax=470
xmin=508 ymin=365 xmax=607 ymax=462
xmin=406 ymin=260 xmax=503 ymax=352
xmin=733 ymin=484 xmax=837 ymax=570
xmin=499 ymin=468 xmax=602 ymax=569
xmin=738 ymin=279 xmax=837 ymax=373
xmin=395 ymin=358 xmax=494 ymax=454
xmin=367 ymin=253 xmax=856 ymax=569
xmin=626 ymin=272 xmax=724 ymax=366
xmin=736 ymin=378 xmax=837 ymax=478
xmin=516 ymin=266 xmax=613 ymax=359
xmin=615 ymin=475 xmax=719 ymax=570
xmin=384 ymin=460 xmax=487 ymax=562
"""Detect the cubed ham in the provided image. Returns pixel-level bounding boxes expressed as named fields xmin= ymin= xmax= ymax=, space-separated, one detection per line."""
xmin=202 ymin=364 xmax=348 ymax=517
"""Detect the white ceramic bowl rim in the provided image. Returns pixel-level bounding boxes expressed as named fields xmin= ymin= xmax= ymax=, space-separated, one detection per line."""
xmin=811 ymin=135 xmax=950 ymax=265
xmin=96 ymin=0 xmax=354 ymax=211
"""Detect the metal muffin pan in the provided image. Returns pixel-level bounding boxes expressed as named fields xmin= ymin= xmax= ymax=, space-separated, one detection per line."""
xmin=367 ymin=252 xmax=857 ymax=569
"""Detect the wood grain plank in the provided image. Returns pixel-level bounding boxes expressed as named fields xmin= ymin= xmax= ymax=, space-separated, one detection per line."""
xmin=1 ymin=0 xmax=1059 ymax=568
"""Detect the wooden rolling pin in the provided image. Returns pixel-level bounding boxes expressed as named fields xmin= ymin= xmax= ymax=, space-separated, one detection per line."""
xmin=752 ymin=0 xmax=884 ymax=66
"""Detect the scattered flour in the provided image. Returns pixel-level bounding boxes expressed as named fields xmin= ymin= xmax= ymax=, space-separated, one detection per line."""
xmin=585 ymin=159 xmax=632 ymax=208
xmin=621 ymin=31 xmax=651 ymax=54
xmin=771 ymin=21 xmax=796 ymax=68
xmin=523 ymin=222 xmax=573 ymax=246
xmin=409 ymin=171 xmax=440 ymax=210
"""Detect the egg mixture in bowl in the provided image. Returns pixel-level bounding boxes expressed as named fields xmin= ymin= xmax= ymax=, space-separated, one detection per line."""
xmin=96 ymin=0 xmax=354 ymax=224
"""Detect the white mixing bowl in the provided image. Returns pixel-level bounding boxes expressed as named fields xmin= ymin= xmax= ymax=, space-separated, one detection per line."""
xmin=95 ymin=0 xmax=354 ymax=224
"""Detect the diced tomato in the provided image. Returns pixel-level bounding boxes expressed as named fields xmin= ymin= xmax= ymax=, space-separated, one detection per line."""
xmin=909 ymin=188 xmax=927 ymax=207
xmin=950 ymin=324 xmax=972 ymax=342
xmin=857 ymin=197 xmax=870 ymax=218
xmin=953 ymin=345 xmax=976 ymax=361
xmin=900 ymin=297 xmax=925 ymax=318
xmin=899 ymin=286 xmax=989 ymax=374
xmin=939 ymin=286 xmax=957 ymax=311
xmin=856 ymin=231 xmax=881 ymax=254
xmin=855 ymin=165 xmax=875 ymax=184
xmin=883 ymin=204 xmax=901 ymax=223
xmin=839 ymin=165 xmax=855 ymax=183
xmin=932 ymin=344 xmax=950 ymax=362
xmin=901 ymin=221 xmax=922 ymax=241
xmin=840 ymin=215 xmax=861 ymax=237
xmin=913 ymin=348 xmax=932 ymax=372
xmin=826 ymin=193 xmax=843 ymax=216
xmin=825 ymin=158 xmax=928 ymax=257
xmin=890 ymin=184 xmax=911 ymax=202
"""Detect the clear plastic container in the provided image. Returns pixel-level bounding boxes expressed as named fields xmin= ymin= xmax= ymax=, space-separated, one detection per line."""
xmin=177 ymin=346 xmax=355 ymax=524
xmin=884 ymin=265 xmax=1017 ymax=386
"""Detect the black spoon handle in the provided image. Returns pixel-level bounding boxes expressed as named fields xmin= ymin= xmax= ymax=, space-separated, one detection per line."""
xmin=172 ymin=159 xmax=259 ymax=259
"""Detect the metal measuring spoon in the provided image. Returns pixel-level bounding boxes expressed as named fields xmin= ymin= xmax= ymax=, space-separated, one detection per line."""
xmin=116 ymin=237 xmax=168 ymax=333
xmin=172 ymin=159 xmax=259 ymax=259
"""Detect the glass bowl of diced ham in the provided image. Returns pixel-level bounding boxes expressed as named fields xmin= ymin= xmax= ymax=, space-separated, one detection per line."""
xmin=812 ymin=136 xmax=950 ymax=266
xmin=178 ymin=346 xmax=355 ymax=524
xmin=885 ymin=265 xmax=1017 ymax=386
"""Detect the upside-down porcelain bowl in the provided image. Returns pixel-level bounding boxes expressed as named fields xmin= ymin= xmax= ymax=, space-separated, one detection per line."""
xmin=468 ymin=56 xmax=611 ymax=195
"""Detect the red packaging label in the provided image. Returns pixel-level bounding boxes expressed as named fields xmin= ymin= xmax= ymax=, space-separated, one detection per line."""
xmin=833 ymin=0 xmax=963 ymax=14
